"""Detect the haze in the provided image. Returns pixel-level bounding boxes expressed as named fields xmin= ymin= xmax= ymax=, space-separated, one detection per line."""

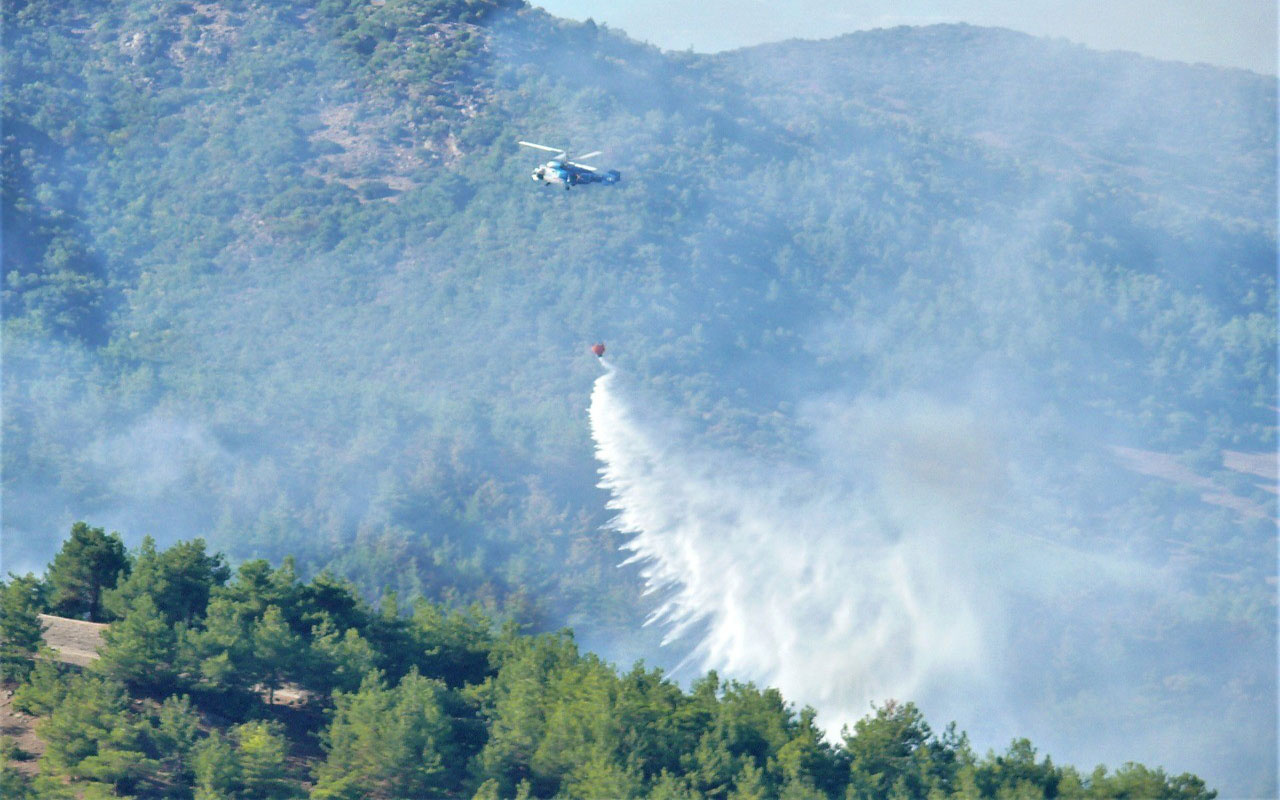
xmin=536 ymin=0 xmax=1278 ymax=74
xmin=4 ymin=2 xmax=1274 ymax=796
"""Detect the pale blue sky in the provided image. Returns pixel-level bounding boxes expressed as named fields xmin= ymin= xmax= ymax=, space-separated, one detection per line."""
xmin=533 ymin=0 xmax=1277 ymax=74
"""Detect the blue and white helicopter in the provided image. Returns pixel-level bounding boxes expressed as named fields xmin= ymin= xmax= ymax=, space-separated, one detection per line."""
xmin=519 ymin=140 xmax=621 ymax=189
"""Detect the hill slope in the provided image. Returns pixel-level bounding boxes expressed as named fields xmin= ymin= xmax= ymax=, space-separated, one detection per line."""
xmin=3 ymin=0 xmax=1275 ymax=793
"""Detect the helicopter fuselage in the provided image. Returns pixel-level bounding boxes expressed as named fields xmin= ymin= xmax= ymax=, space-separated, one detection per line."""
xmin=531 ymin=159 xmax=620 ymax=189
xmin=520 ymin=141 xmax=620 ymax=188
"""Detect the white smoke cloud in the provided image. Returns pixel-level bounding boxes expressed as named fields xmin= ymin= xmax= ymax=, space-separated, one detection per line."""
xmin=589 ymin=362 xmax=1162 ymax=740
xmin=86 ymin=415 xmax=233 ymax=501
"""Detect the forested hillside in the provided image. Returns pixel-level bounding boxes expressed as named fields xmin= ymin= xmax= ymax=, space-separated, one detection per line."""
xmin=3 ymin=0 xmax=1274 ymax=795
xmin=0 ymin=528 xmax=1220 ymax=798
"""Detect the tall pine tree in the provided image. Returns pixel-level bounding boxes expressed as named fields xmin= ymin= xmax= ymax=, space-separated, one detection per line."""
xmin=46 ymin=522 xmax=129 ymax=622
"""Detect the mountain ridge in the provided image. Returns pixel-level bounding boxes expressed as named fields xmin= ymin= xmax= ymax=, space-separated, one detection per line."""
xmin=3 ymin=1 xmax=1274 ymax=793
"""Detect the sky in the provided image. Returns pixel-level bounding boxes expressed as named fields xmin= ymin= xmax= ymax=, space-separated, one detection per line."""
xmin=533 ymin=0 xmax=1278 ymax=74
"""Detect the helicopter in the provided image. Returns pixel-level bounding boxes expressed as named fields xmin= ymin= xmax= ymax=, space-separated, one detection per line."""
xmin=519 ymin=141 xmax=621 ymax=189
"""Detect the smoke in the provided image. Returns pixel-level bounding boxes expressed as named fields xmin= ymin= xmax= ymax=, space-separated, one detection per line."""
xmin=590 ymin=361 xmax=1273 ymax=791
xmin=4 ymin=7 xmax=1272 ymax=792
xmin=592 ymin=365 xmax=986 ymax=720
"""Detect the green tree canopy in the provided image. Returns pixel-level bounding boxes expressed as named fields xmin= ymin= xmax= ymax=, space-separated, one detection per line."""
xmin=843 ymin=700 xmax=968 ymax=800
xmin=94 ymin=593 xmax=179 ymax=692
xmin=234 ymin=720 xmax=301 ymax=799
xmin=46 ymin=522 xmax=130 ymax=622
xmin=250 ymin=605 xmax=304 ymax=705
xmin=313 ymin=668 xmax=461 ymax=799
xmin=193 ymin=730 xmax=240 ymax=800
xmin=36 ymin=674 xmax=155 ymax=794
xmin=102 ymin=535 xmax=230 ymax=625
xmin=0 ymin=573 xmax=46 ymax=682
xmin=7 ymin=530 xmax=1226 ymax=799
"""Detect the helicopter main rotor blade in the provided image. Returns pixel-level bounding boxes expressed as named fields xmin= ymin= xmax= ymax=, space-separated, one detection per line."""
xmin=573 ymin=151 xmax=602 ymax=161
xmin=518 ymin=141 xmax=566 ymax=154
xmin=566 ymin=161 xmax=598 ymax=172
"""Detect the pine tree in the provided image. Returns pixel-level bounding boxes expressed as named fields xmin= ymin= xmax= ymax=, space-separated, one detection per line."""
xmin=648 ymin=769 xmax=707 ymax=800
xmin=729 ymin=760 xmax=770 ymax=800
xmin=234 ymin=720 xmax=301 ymax=799
xmin=308 ymin=618 xmax=378 ymax=695
xmin=193 ymin=731 xmax=239 ymax=800
xmin=561 ymin=751 xmax=646 ymax=799
xmin=775 ymin=706 xmax=845 ymax=797
xmin=152 ymin=694 xmax=202 ymax=787
xmin=37 ymin=674 xmax=155 ymax=793
xmin=472 ymin=630 xmax=583 ymax=797
xmin=845 ymin=700 xmax=964 ymax=800
xmin=313 ymin=669 xmax=459 ymax=799
xmin=0 ymin=763 xmax=34 ymax=800
xmin=0 ymin=574 xmax=45 ymax=683
xmin=251 ymin=605 xmax=303 ymax=704
xmin=46 ymin=522 xmax=129 ymax=622
xmin=10 ymin=659 xmax=68 ymax=716
xmin=182 ymin=594 xmax=255 ymax=694
xmin=411 ymin=599 xmax=495 ymax=687
xmin=93 ymin=593 xmax=178 ymax=691
xmin=103 ymin=536 xmax=230 ymax=625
